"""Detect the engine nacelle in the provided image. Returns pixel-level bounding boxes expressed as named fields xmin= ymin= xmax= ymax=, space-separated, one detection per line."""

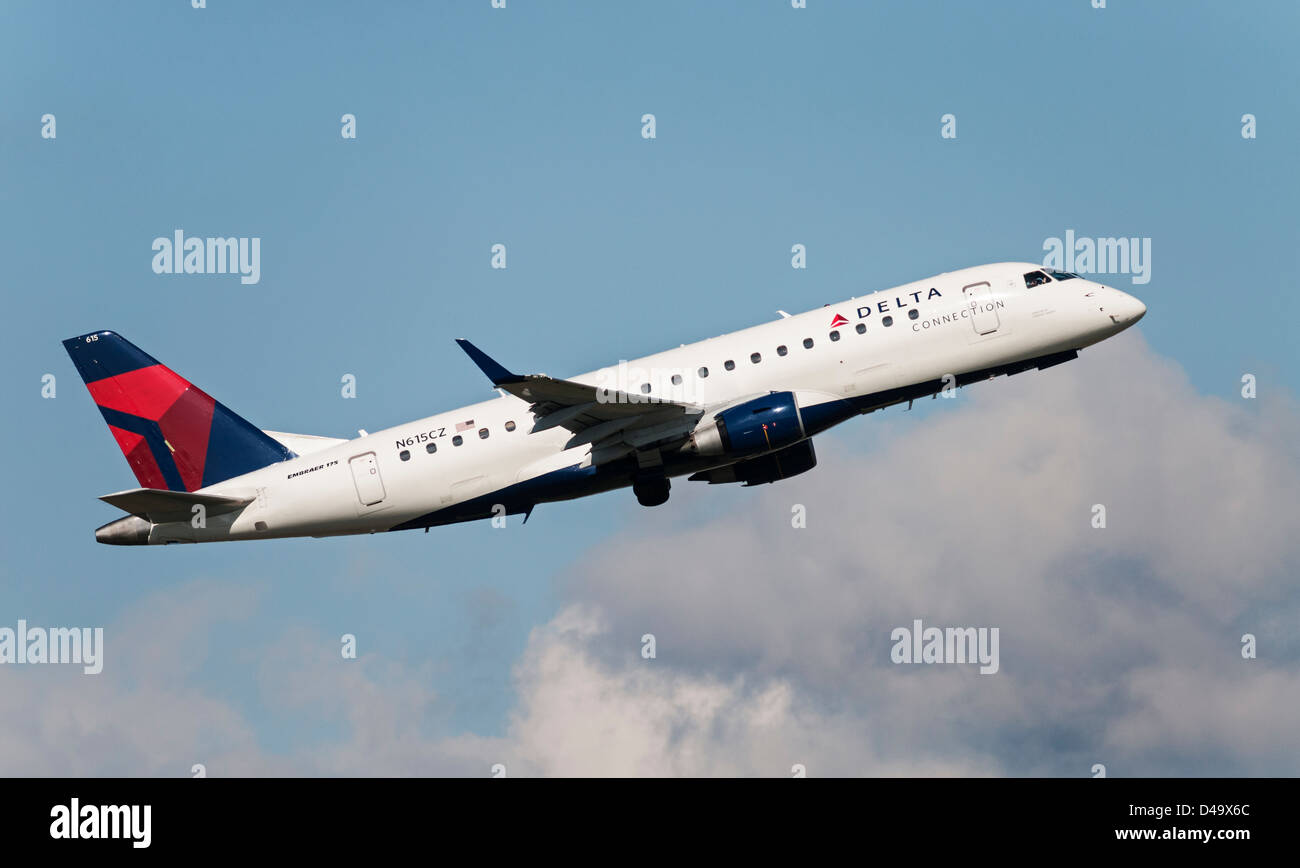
xmin=689 ymin=439 xmax=817 ymax=486
xmin=686 ymin=391 xmax=806 ymax=457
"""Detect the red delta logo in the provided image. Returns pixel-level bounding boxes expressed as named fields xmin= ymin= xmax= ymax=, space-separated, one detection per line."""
xmin=829 ymin=313 xmax=849 ymax=328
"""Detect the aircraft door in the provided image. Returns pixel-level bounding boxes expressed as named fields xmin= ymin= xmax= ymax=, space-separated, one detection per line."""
xmin=349 ymin=452 xmax=386 ymax=506
xmin=962 ymin=281 xmax=1000 ymax=336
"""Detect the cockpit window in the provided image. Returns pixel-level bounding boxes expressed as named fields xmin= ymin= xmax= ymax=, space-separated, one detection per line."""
xmin=1023 ymin=270 xmax=1053 ymax=288
xmin=1046 ymin=269 xmax=1079 ymax=281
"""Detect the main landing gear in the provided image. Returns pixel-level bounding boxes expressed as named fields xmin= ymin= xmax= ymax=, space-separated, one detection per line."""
xmin=633 ymin=474 xmax=671 ymax=507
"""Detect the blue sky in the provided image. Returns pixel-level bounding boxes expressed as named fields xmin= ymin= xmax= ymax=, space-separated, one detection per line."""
xmin=1 ymin=1 xmax=1297 ymax=774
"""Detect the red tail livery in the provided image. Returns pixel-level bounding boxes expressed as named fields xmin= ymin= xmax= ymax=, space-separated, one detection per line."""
xmin=63 ymin=331 xmax=293 ymax=492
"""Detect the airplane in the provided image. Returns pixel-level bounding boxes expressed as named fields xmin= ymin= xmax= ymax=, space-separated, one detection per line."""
xmin=64 ymin=262 xmax=1145 ymax=546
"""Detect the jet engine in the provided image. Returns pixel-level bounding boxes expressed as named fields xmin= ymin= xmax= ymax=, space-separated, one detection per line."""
xmin=688 ymin=439 xmax=817 ymax=486
xmin=685 ymin=391 xmax=806 ymax=457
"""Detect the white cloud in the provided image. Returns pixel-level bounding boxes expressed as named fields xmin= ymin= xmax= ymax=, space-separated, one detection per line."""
xmin=485 ymin=604 xmax=996 ymax=776
xmin=0 ymin=582 xmax=270 ymax=776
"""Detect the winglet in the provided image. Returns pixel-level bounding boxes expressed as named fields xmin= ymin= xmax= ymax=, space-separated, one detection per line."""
xmin=455 ymin=338 xmax=520 ymax=386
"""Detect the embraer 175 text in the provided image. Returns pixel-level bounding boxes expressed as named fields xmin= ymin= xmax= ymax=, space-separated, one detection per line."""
xmin=66 ymin=263 xmax=1145 ymax=545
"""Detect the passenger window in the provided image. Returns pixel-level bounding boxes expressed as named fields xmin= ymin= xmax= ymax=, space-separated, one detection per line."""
xmin=1023 ymin=270 xmax=1053 ymax=288
xmin=426 ymin=442 xmax=437 ymax=454
xmin=750 ymin=352 xmax=761 ymax=364
xmin=698 ymin=366 xmax=709 ymax=378
xmin=802 ymin=338 xmax=813 ymax=349
xmin=724 ymin=360 xmax=735 ymax=371
xmin=882 ymin=315 xmax=893 ymax=327
xmin=908 ymin=309 xmax=919 ymax=320
xmin=400 ymin=450 xmax=410 ymax=461
xmin=479 ymin=428 xmax=489 ymax=439
xmin=856 ymin=323 xmax=866 ymax=334
xmin=452 ymin=435 xmax=463 ymax=446
xmin=640 ymin=383 xmax=651 ymax=394
xmin=777 ymin=345 xmax=788 ymax=356
xmin=504 ymin=420 xmax=516 ymax=432
xmin=829 ymin=330 xmax=840 ymax=341
xmin=671 ymin=374 xmax=682 ymax=385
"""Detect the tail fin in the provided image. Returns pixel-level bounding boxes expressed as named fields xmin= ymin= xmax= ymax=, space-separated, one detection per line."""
xmin=62 ymin=330 xmax=293 ymax=492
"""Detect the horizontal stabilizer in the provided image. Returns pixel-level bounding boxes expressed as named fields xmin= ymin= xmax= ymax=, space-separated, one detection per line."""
xmin=99 ymin=488 xmax=254 ymax=523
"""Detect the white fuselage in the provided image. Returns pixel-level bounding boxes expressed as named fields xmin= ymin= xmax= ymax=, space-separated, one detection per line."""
xmin=146 ymin=262 xmax=1145 ymax=543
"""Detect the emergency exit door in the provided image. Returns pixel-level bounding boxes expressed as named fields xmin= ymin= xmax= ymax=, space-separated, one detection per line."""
xmin=349 ymin=452 xmax=386 ymax=506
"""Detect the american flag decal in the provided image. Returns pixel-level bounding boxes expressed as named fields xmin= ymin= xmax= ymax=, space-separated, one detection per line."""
xmin=456 ymin=419 xmax=475 ymax=432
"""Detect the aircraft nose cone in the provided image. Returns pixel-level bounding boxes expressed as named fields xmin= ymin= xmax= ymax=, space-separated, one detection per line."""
xmin=1104 ymin=288 xmax=1146 ymax=327
xmin=1124 ymin=293 xmax=1147 ymax=324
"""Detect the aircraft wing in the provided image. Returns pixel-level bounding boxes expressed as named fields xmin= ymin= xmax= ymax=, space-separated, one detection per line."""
xmin=455 ymin=339 xmax=702 ymax=450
